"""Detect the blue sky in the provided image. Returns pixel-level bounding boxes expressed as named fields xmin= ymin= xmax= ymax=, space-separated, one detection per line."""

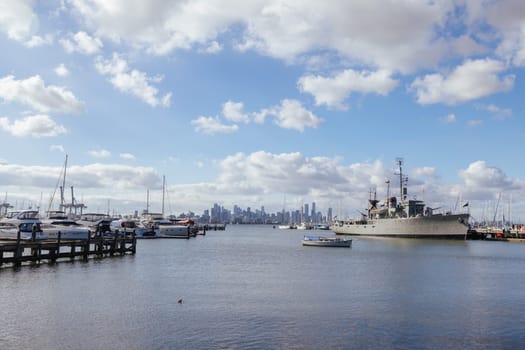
xmin=0 ymin=1 xmax=524 ymax=222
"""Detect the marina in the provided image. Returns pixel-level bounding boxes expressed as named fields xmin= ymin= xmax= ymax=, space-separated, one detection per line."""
xmin=2 ymin=224 xmax=525 ymax=349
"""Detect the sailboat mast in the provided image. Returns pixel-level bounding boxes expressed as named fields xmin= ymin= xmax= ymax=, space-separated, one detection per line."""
xmin=162 ymin=175 xmax=166 ymax=216
xmin=60 ymin=154 xmax=68 ymax=210
xmin=146 ymin=189 xmax=150 ymax=214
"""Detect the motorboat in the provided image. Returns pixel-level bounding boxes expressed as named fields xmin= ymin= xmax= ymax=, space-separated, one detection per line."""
xmin=296 ymin=222 xmax=312 ymax=230
xmin=77 ymin=213 xmax=113 ymax=236
xmin=141 ymin=213 xmax=189 ymax=238
xmin=302 ymin=235 xmax=352 ymax=248
xmin=40 ymin=220 xmax=90 ymax=240
xmin=110 ymin=218 xmax=155 ymax=237
xmin=0 ymin=210 xmax=45 ymax=240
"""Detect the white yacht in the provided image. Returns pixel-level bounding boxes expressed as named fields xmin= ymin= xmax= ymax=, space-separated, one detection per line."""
xmin=0 ymin=210 xmax=45 ymax=240
xmin=77 ymin=213 xmax=113 ymax=236
xmin=141 ymin=213 xmax=189 ymax=238
xmin=110 ymin=218 xmax=155 ymax=237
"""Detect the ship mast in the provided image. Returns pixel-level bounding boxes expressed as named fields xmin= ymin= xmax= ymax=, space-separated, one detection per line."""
xmin=386 ymin=179 xmax=390 ymax=209
xmin=395 ymin=158 xmax=404 ymax=202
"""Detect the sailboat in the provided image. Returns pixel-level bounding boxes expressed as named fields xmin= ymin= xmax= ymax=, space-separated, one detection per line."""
xmin=140 ymin=176 xmax=190 ymax=238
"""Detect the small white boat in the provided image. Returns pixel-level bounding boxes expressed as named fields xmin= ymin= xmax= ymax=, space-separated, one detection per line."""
xmin=278 ymin=224 xmax=297 ymax=229
xmin=302 ymin=235 xmax=352 ymax=248
xmin=296 ymin=223 xmax=312 ymax=230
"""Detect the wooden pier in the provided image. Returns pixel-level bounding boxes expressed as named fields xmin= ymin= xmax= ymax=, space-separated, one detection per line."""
xmin=0 ymin=232 xmax=136 ymax=268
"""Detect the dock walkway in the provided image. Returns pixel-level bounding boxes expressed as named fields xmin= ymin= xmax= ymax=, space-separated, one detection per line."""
xmin=0 ymin=232 xmax=136 ymax=268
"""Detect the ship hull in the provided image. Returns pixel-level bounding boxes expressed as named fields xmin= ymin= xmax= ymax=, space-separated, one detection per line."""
xmin=331 ymin=213 xmax=470 ymax=239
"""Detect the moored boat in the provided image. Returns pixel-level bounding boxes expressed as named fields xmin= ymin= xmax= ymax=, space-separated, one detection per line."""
xmin=110 ymin=218 xmax=155 ymax=237
xmin=141 ymin=213 xmax=189 ymax=238
xmin=40 ymin=220 xmax=90 ymax=240
xmin=302 ymin=235 xmax=352 ymax=247
xmin=0 ymin=210 xmax=44 ymax=240
xmin=331 ymin=159 xmax=470 ymax=239
xmin=78 ymin=213 xmax=113 ymax=237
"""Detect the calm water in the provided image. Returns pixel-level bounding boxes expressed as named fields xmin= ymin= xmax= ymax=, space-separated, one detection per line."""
xmin=2 ymin=225 xmax=525 ymax=349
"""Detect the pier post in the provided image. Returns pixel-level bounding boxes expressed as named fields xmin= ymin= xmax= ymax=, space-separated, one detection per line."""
xmin=131 ymin=230 xmax=137 ymax=255
xmin=83 ymin=234 xmax=90 ymax=261
xmin=14 ymin=230 xmax=22 ymax=268
xmin=96 ymin=232 xmax=103 ymax=257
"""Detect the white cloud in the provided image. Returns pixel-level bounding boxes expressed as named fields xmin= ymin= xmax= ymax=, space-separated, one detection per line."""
xmin=95 ymin=53 xmax=171 ymax=107
xmin=414 ymin=166 xmax=436 ymax=177
xmin=257 ymin=99 xmax=323 ymax=132
xmin=0 ymin=162 xmax=161 ymax=193
xmin=410 ymin=58 xmax=515 ymax=105
xmin=478 ymin=103 xmax=512 ymax=120
xmin=216 ymin=151 xmax=349 ymax=196
xmin=298 ymin=69 xmax=398 ymax=109
xmin=60 ymin=31 xmax=103 ymax=54
xmin=441 ymin=114 xmax=457 ymax=123
xmin=195 ymin=99 xmax=322 ymax=133
xmin=120 ymin=153 xmax=136 ymax=161
xmin=24 ymin=34 xmax=53 ymax=48
xmin=222 ymin=101 xmax=250 ymax=123
xmin=191 ymin=116 xmax=239 ymax=135
xmin=472 ymin=1 xmax=525 ymax=67
xmin=0 ymin=75 xmax=84 ymax=113
xmin=50 ymin=145 xmax=65 ymax=153
xmin=467 ymin=119 xmax=483 ymax=127
xmin=67 ymin=1 xmax=472 ymax=72
xmin=54 ymin=64 xmax=70 ymax=77
xmin=202 ymin=41 xmax=223 ymax=54
xmin=0 ymin=0 xmax=38 ymax=41
xmin=69 ymin=0 xmax=243 ymax=55
xmin=458 ymin=161 xmax=520 ymax=200
xmin=0 ymin=115 xmax=67 ymax=137
xmin=88 ymin=149 xmax=111 ymax=158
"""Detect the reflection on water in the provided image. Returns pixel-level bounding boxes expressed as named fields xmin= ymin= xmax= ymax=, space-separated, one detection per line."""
xmin=2 ymin=225 xmax=525 ymax=349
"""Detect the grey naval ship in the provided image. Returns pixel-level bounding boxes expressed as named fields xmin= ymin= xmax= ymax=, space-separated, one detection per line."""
xmin=331 ymin=159 xmax=470 ymax=239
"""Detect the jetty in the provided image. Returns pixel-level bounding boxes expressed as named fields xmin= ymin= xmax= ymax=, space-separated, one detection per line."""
xmin=0 ymin=231 xmax=136 ymax=268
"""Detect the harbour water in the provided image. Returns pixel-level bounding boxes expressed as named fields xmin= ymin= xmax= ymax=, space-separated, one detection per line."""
xmin=2 ymin=224 xmax=525 ymax=349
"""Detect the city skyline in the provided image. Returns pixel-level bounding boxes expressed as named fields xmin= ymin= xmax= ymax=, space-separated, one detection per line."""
xmin=0 ymin=2 xmax=524 ymax=223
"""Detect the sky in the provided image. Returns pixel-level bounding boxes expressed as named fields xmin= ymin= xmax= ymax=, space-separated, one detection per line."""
xmin=0 ymin=0 xmax=524 ymax=222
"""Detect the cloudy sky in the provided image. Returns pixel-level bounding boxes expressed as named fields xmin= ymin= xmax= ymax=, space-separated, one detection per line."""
xmin=0 ymin=0 xmax=524 ymax=222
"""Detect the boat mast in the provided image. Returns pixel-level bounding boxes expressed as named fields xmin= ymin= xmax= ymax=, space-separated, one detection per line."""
xmin=395 ymin=158 xmax=404 ymax=202
xmin=146 ymin=189 xmax=150 ymax=214
xmin=162 ymin=175 xmax=166 ymax=216
xmin=60 ymin=154 xmax=68 ymax=212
